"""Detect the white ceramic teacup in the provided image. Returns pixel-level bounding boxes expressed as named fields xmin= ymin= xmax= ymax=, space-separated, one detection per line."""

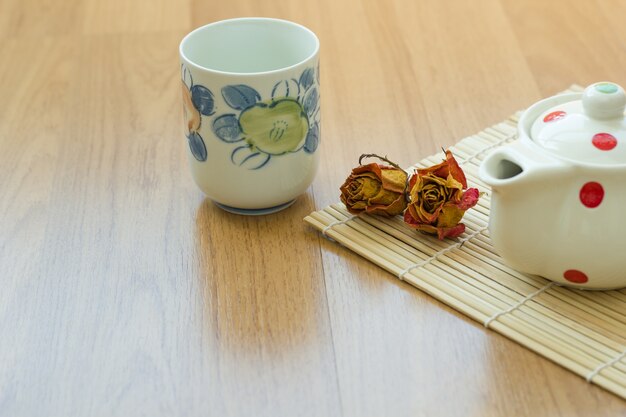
xmin=179 ymin=18 xmax=321 ymax=215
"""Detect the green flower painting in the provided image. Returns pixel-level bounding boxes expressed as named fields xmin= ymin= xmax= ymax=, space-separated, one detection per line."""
xmin=211 ymin=67 xmax=320 ymax=170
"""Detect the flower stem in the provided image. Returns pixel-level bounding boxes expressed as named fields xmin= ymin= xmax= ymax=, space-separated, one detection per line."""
xmin=358 ymin=153 xmax=403 ymax=171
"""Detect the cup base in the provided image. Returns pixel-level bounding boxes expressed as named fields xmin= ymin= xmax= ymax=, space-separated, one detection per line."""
xmin=213 ymin=199 xmax=296 ymax=216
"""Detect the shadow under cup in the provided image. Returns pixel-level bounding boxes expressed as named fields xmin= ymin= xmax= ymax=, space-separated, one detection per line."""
xmin=179 ymin=18 xmax=321 ymax=215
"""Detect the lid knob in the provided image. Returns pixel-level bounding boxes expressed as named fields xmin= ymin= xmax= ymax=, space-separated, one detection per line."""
xmin=582 ymin=82 xmax=626 ymax=120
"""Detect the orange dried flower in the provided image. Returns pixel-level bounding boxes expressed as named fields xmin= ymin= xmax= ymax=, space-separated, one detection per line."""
xmin=403 ymin=150 xmax=479 ymax=239
xmin=340 ymin=155 xmax=408 ymax=216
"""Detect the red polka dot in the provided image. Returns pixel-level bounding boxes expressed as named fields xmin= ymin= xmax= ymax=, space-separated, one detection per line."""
xmin=543 ymin=111 xmax=566 ymax=123
xmin=564 ymin=269 xmax=588 ymax=284
xmin=579 ymin=182 xmax=604 ymax=208
xmin=592 ymin=133 xmax=617 ymax=150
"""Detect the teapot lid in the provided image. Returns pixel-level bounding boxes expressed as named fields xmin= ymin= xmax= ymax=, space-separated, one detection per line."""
xmin=530 ymin=82 xmax=626 ymax=164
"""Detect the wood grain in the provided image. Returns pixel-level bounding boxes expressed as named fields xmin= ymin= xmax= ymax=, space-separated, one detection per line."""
xmin=0 ymin=0 xmax=624 ymax=416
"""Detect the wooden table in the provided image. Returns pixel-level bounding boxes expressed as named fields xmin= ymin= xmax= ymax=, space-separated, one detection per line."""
xmin=1 ymin=0 xmax=625 ymax=415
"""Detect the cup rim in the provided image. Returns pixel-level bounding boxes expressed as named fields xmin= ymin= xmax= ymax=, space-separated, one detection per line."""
xmin=179 ymin=17 xmax=320 ymax=76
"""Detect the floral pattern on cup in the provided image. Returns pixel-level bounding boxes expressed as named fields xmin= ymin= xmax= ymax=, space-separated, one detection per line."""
xmin=212 ymin=67 xmax=320 ymax=170
xmin=181 ymin=65 xmax=215 ymax=162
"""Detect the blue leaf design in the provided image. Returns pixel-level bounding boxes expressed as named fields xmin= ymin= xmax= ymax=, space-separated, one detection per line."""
xmin=271 ymin=79 xmax=301 ymax=100
xmin=303 ymin=87 xmax=319 ymax=116
xmin=231 ymin=145 xmax=271 ymax=170
xmin=188 ymin=131 xmax=207 ymax=161
xmin=181 ymin=64 xmax=193 ymax=89
xmin=316 ymin=62 xmax=320 ymax=85
xmin=191 ymin=85 xmax=215 ymax=115
xmin=212 ymin=114 xmax=242 ymax=142
xmin=299 ymin=68 xmax=315 ymax=90
xmin=221 ymin=85 xmax=261 ymax=110
xmin=304 ymin=122 xmax=320 ymax=154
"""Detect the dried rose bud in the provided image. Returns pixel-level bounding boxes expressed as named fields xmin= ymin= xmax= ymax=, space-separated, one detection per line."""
xmin=404 ymin=150 xmax=479 ymax=239
xmin=340 ymin=160 xmax=408 ymax=216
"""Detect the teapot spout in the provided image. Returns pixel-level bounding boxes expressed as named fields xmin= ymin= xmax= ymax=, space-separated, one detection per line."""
xmin=479 ymin=141 xmax=567 ymax=190
xmin=481 ymin=153 xmax=524 ymax=184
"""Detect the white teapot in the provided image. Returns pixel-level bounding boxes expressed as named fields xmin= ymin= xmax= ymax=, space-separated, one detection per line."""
xmin=479 ymin=82 xmax=626 ymax=290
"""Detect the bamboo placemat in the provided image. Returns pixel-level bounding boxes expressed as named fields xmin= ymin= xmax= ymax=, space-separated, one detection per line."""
xmin=304 ymin=85 xmax=626 ymax=400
